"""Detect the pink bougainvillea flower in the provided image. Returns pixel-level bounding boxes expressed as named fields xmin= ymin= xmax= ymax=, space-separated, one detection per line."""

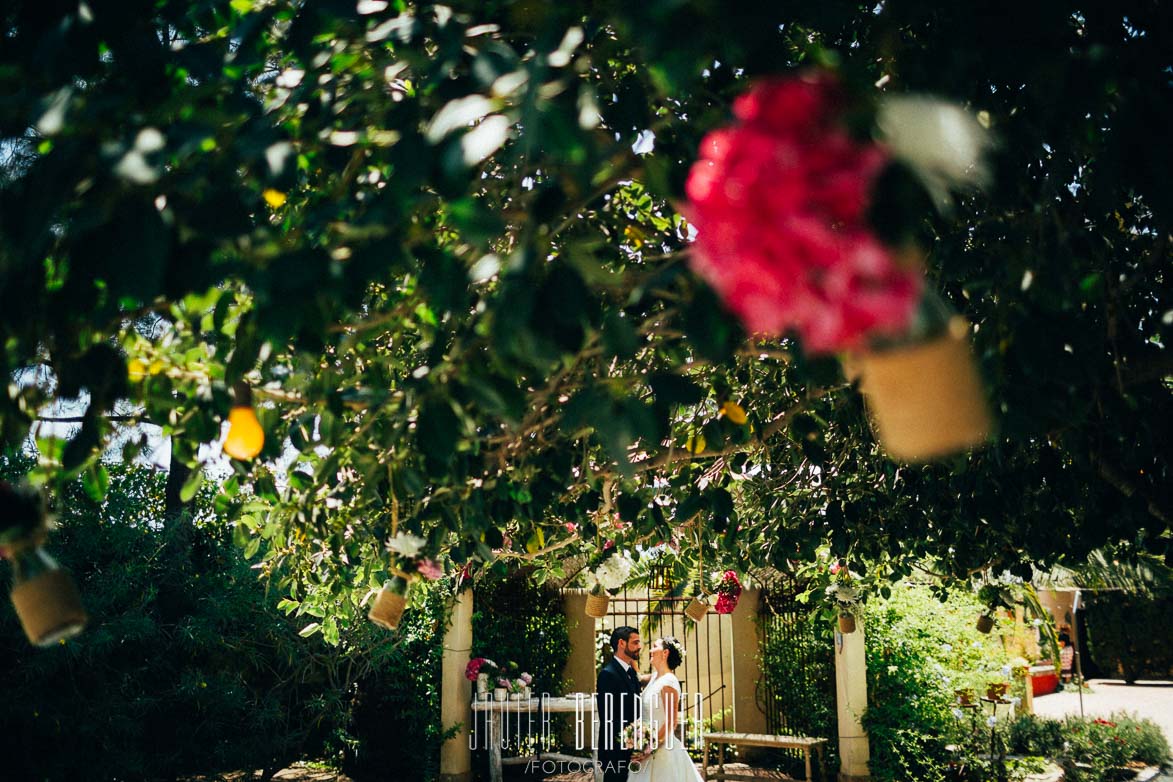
xmin=565 ymin=522 xmax=579 ymax=534
xmin=683 ymin=71 xmax=922 ymax=353
xmin=416 ymin=558 xmax=444 ymax=581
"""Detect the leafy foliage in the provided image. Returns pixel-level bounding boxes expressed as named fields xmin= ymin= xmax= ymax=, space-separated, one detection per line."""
xmin=0 ymin=457 xmax=357 ymax=780
xmin=1084 ymin=591 xmax=1173 ymax=683
xmin=757 ymin=608 xmax=838 ymax=775
xmin=861 ymin=582 xmax=1019 ymax=782
xmin=0 ymin=1 xmax=1169 ymax=634
xmin=1008 ymin=712 xmax=1171 ymax=777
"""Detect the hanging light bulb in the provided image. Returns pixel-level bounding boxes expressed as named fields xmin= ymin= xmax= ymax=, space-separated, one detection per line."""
xmin=222 ymin=382 xmax=265 ymax=460
xmin=9 ymin=544 xmax=88 ymax=647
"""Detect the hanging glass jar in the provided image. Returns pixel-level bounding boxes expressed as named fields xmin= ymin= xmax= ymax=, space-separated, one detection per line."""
xmin=9 ymin=544 xmax=88 ymax=647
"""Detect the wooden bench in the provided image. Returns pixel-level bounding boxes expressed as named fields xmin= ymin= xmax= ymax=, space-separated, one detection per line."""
xmin=702 ymin=731 xmax=828 ymax=782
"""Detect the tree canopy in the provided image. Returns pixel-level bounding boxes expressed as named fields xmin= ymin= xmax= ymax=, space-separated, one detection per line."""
xmin=1 ymin=0 xmax=1170 ymax=628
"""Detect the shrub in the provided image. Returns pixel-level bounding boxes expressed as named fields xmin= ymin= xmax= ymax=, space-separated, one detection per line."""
xmin=1007 ymin=713 xmax=1065 ymax=755
xmin=861 ymin=582 xmax=1017 ymax=782
xmin=1084 ymin=593 xmax=1173 ymax=683
xmin=0 ymin=460 xmax=359 ymax=781
xmin=340 ymin=580 xmax=454 ymax=781
xmin=1007 ymin=712 xmax=1170 ymax=778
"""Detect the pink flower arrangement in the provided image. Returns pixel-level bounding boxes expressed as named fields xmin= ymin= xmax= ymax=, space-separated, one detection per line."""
xmin=713 ymin=570 xmax=742 ymax=614
xmin=683 ymin=71 xmax=922 ymax=353
xmin=416 ymin=558 xmax=444 ymax=581
xmin=465 ymin=657 xmax=497 ymax=681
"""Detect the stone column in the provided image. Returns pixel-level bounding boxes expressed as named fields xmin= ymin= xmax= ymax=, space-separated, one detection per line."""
xmin=562 ymin=590 xmax=599 ymax=693
xmin=834 ymin=618 xmax=870 ymax=782
xmin=561 ymin=589 xmax=600 ymax=754
xmin=439 ymin=588 xmax=474 ymax=782
xmin=731 ymin=589 xmax=767 ymax=735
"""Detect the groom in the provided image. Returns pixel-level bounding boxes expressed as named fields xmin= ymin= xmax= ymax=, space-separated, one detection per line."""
xmin=596 ymin=626 xmax=644 ymax=782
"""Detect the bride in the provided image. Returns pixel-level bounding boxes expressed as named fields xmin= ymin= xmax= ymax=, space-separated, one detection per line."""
xmin=629 ymin=637 xmax=703 ymax=782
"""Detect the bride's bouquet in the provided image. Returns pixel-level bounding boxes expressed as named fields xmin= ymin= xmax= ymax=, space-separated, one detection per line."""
xmin=620 ymin=719 xmax=656 ymax=755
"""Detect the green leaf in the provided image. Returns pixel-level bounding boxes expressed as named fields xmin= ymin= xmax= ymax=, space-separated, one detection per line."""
xmin=179 ymin=469 xmax=204 ymax=503
xmin=82 ymin=464 xmax=110 ymax=503
xmin=298 ymin=622 xmax=321 ymax=638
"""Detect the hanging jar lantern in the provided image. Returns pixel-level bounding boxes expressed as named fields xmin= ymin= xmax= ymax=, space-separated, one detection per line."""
xmin=584 ymin=590 xmax=610 ymax=618
xmin=855 ymin=312 xmax=992 ymax=462
xmin=222 ymin=382 xmax=265 ymax=460
xmin=368 ymin=576 xmax=409 ymax=631
xmin=1 ymin=481 xmax=87 ymax=647
xmin=9 ymin=543 xmax=88 ymax=646
xmin=684 ymin=594 xmax=710 ymax=623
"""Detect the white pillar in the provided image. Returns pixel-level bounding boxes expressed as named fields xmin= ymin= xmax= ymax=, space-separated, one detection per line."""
xmin=834 ymin=619 xmax=871 ymax=782
xmin=440 ymin=588 xmax=474 ymax=782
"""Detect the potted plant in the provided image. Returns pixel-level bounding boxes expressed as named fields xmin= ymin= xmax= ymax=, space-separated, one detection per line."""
xmin=985 ymin=681 xmax=1011 ymax=701
xmin=975 ymin=584 xmax=1012 ymax=634
xmin=684 ymin=593 xmax=710 ymax=623
xmin=585 ymin=552 xmax=632 ymax=618
xmin=682 ymin=71 xmax=994 ymax=463
xmin=493 ymin=677 xmax=508 ymax=701
xmin=1 ymin=481 xmax=88 ymax=647
xmin=826 ymin=573 xmax=861 ymax=634
xmin=368 ymin=576 xmax=409 ymax=631
xmin=508 ymin=671 xmax=533 ymax=700
xmin=465 ymin=657 xmax=499 ymax=700
xmin=955 ymin=687 xmax=976 ymax=707
xmin=713 ymin=570 xmax=743 ymax=615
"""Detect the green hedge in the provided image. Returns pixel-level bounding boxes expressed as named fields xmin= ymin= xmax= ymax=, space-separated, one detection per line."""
xmin=1084 ymin=593 xmax=1173 ymax=683
xmin=0 ymin=460 xmax=355 ymax=781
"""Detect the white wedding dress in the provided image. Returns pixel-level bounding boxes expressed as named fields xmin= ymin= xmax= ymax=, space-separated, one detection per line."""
xmin=628 ymin=672 xmax=703 ymax=782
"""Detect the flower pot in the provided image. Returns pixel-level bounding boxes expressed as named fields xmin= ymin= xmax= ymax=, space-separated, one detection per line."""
xmin=986 ymin=682 xmax=1010 ymax=700
xmin=855 ymin=319 xmax=992 ymax=462
xmin=10 ymin=567 xmax=87 ymax=647
xmin=493 ymin=688 xmax=507 ymax=702
xmin=684 ymin=596 xmax=709 ymax=623
xmin=955 ymin=688 xmax=976 ymax=706
xmin=476 ymin=672 xmax=490 ymax=694
xmin=522 ymin=686 xmax=531 ymax=700
xmin=367 ymin=587 xmax=407 ymax=631
xmin=508 ymin=692 xmax=522 ymax=701
xmin=585 ymin=592 xmax=610 ymax=618
xmin=976 ymin=613 xmax=994 ymax=634
xmin=838 ymin=612 xmax=856 ymax=634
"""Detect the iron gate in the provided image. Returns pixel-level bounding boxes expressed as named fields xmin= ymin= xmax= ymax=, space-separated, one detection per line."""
xmin=757 ymin=571 xmax=837 ymax=775
xmin=599 ymin=586 xmax=735 ymax=735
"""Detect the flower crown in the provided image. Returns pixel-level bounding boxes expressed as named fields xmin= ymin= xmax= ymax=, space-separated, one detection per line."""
xmin=662 ymin=636 xmax=685 ymax=660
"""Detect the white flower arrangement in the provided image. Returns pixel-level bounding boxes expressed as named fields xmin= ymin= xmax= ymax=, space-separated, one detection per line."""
xmin=593 ymin=555 xmax=632 ymax=592
xmin=876 ymin=95 xmax=994 ymax=210
xmin=825 ymin=582 xmax=860 ymax=608
xmin=386 ymin=531 xmax=427 ymax=558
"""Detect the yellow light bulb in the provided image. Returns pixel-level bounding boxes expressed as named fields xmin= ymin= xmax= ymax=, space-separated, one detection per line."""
xmin=223 ymin=406 xmax=265 ymax=460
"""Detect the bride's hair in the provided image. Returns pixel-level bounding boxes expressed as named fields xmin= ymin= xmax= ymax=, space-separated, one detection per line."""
xmin=660 ymin=636 xmax=684 ymax=670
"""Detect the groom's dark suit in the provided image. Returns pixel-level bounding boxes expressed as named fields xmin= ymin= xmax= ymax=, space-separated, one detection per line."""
xmin=597 ymin=656 xmax=643 ymax=782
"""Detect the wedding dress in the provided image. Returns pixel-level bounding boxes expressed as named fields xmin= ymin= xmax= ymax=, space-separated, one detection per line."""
xmin=628 ymin=672 xmax=703 ymax=782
